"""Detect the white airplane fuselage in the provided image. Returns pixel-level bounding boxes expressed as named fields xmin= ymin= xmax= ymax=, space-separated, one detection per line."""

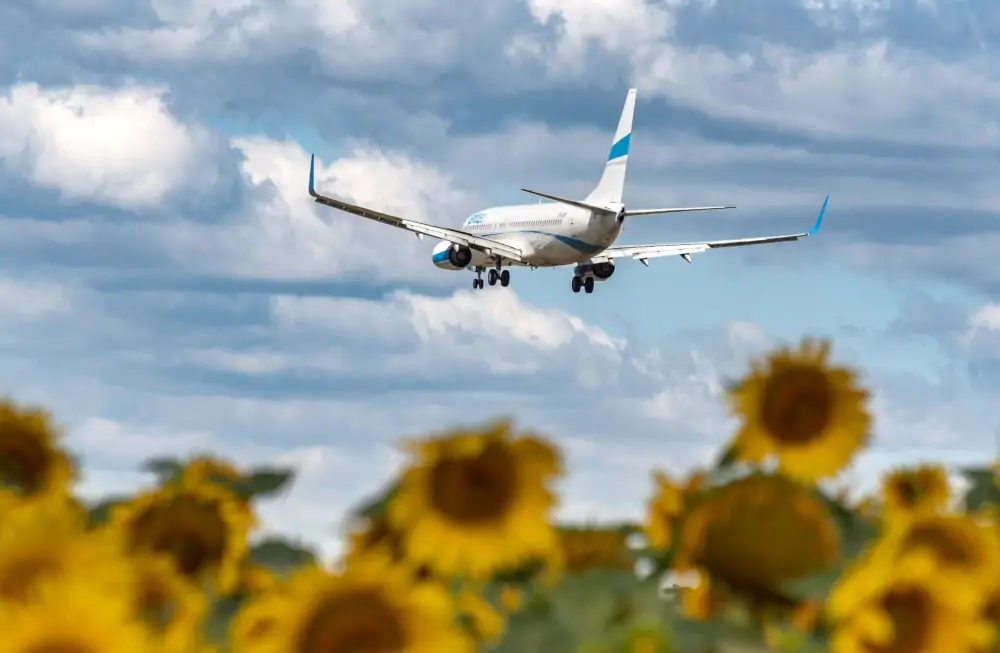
xmin=431 ymin=203 xmax=624 ymax=272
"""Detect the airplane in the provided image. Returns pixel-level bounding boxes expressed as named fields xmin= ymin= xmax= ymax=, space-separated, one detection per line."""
xmin=307 ymin=88 xmax=829 ymax=294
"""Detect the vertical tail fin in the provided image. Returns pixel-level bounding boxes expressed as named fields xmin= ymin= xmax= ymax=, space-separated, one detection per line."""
xmin=584 ymin=88 xmax=636 ymax=206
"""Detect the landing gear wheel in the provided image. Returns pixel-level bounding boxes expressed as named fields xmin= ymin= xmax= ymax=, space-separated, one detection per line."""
xmin=500 ymin=270 xmax=510 ymax=287
xmin=473 ymin=278 xmax=483 ymax=289
xmin=488 ymin=269 xmax=499 ymax=286
xmin=571 ymin=276 xmax=582 ymax=293
xmin=584 ymin=277 xmax=595 ymax=294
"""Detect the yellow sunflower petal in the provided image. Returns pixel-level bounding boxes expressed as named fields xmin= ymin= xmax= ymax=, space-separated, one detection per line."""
xmin=239 ymin=551 xmax=473 ymax=653
xmin=725 ymin=339 xmax=871 ymax=482
xmin=0 ymin=497 xmax=133 ymax=603
xmin=0 ymin=577 xmax=157 ymax=653
xmin=388 ymin=421 xmax=563 ymax=580
xmin=0 ymin=398 xmax=76 ymax=498
xmin=109 ymin=482 xmax=253 ymax=595
xmin=881 ymin=465 xmax=950 ymax=518
xmin=129 ymin=553 xmax=208 ymax=652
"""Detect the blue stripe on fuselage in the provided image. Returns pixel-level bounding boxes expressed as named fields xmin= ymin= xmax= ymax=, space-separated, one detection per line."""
xmin=481 ymin=230 xmax=604 ymax=255
xmin=607 ymin=133 xmax=630 ymax=161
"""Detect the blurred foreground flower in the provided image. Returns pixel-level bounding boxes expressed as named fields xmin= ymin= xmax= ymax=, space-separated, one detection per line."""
xmin=388 ymin=420 xmax=562 ymax=580
xmin=726 ymin=339 xmax=871 ymax=482
xmin=110 ymin=483 xmax=253 ymax=595
xmin=881 ymin=465 xmax=950 ymax=517
xmin=0 ymin=399 xmax=75 ymax=498
xmin=230 ymin=552 xmax=473 ymax=653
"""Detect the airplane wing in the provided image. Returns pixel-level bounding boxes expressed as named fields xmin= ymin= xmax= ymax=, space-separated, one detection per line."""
xmin=601 ymin=196 xmax=829 ymax=266
xmin=307 ymin=154 xmax=524 ymax=263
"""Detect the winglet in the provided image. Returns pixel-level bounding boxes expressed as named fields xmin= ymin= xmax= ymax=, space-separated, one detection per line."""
xmin=308 ymin=153 xmax=317 ymax=198
xmin=808 ymin=195 xmax=829 ymax=236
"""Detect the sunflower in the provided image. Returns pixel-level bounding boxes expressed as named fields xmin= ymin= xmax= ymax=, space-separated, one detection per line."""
xmin=643 ymin=471 xmax=684 ymax=550
xmin=725 ymin=339 xmax=871 ymax=482
xmin=881 ymin=465 xmax=950 ymax=518
xmin=0 ymin=497 xmax=132 ymax=603
xmin=0 ymin=398 xmax=76 ymax=498
xmin=229 ymin=594 xmax=285 ymax=653
xmin=128 ymin=553 xmax=208 ymax=652
xmin=672 ymin=473 xmax=840 ymax=599
xmin=828 ymin=575 xmax=995 ymax=653
xmin=551 ymin=527 xmax=634 ymax=574
xmin=109 ymin=482 xmax=252 ymax=595
xmin=180 ymin=455 xmax=242 ymax=487
xmin=874 ymin=510 xmax=1000 ymax=612
xmin=387 ymin=420 xmax=563 ymax=580
xmin=237 ymin=551 xmax=473 ymax=653
xmin=0 ymin=578 xmax=157 ymax=653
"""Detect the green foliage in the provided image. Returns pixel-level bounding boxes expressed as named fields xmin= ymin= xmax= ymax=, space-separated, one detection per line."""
xmin=86 ymin=495 xmax=128 ymax=526
xmin=350 ymin=480 xmax=399 ymax=520
xmin=142 ymin=457 xmax=185 ymax=483
xmin=248 ymin=537 xmax=318 ymax=575
xmin=962 ymin=465 xmax=1000 ymax=511
xmin=222 ymin=467 xmax=295 ymax=500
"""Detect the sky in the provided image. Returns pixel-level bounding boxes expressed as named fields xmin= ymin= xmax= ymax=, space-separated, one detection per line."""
xmin=2 ymin=0 xmax=1000 ymax=559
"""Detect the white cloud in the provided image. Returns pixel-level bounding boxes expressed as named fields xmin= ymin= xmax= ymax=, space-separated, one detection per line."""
xmin=961 ymin=302 xmax=1000 ymax=360
xmin=509 ymin=2 xmax=1000 ymax=147
xmin=0 ymin=82 xmax=214 ymax=209
xmin=156 ymin=137 xmax=478 ymax=283
xmin=0 ymin=279 xmax=71 ymax=320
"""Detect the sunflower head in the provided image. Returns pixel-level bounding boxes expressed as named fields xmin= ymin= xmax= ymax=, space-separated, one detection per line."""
xmin=388 ymin=420 xmax=563 ymax=580
xmin=129 ymin=553 xmax=208 ymax=651
xmin=882 ymin=465 xmax=950 ymax=518
xmin=725 ymin=339 xmax=871 ymax=482
xmin=228 ymin=593 xmax=285 ymax=653
xmin=457 ymin=586 xmax=505 ymax=643
xmin=0 ymin=496 xmax=132 ymax=604
xmin=0 ymin=576 xmax=157 ymax=653
xmin=673 ymin=472 xmax=840 ymax=594
xmin=255 ymin=552 xmax=473 ymax=653
xmin=0 ymin=398 xmax=76 ymax=498
xmin=828 ymin=575 xmax=996 ymax=653
xmin=879 ymin=511 xmax=1000 ymax=611
xmin=237 ymin=561 xmax=281 ymax=597
xmin=110 ymin=482 xmax=252 ymax=595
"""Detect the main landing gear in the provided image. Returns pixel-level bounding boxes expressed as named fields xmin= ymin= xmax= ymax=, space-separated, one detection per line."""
xmin=571 ymin=275 xmax=595 ymax=294
xmin=472 ymin=266 xmax=510 ymax=290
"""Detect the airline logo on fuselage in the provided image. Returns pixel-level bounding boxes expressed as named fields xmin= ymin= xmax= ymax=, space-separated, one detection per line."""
xmin=466 ymin=211 xmax=487 ymax=226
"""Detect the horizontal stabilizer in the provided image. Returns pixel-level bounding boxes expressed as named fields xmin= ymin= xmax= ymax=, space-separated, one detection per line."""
xmin=519 ymin=188 xmax=616 ymax=214
xmin=624 ymin=205 xmax=735 ymax=217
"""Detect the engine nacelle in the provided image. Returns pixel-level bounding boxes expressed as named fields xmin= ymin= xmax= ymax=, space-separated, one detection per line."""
xmin=573 ymin=260 xmax=616 ymax=281
xmin=431 ymin=240 xmax=473 ymax=270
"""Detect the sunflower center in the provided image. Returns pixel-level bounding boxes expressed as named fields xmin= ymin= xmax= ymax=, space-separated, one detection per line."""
xmin=760 ymin=367 xmax=833 ymax=445
xmin=429 ymin=443 xmax=517 ymax=523
xmin=298 ymin=589 xmax=407 ymax=653
xmin=896 ymin=479 xmax=919 ymax=506
xmin=900 ymin=521 xmax=976 ymax=567
xmin=0 ymin=553 xmax=62 ymax=601
xmin=128 ymin=494 xmax=228 ymax=580
xmin=867 ymin=587 xmax=931 ymax=653
xmin=0 ymin=435 xmax=49 ymax=494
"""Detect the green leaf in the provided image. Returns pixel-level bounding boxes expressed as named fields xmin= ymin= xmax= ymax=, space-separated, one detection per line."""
xmin=142 ymin=457 xmax=184 ymax=483
xmin=248 ymin=537 xmax=317 ymax=574
xmin=226 ymin=467 xmax=295 ymax=499
xmin=715 ymin=443 xmax=739 ymax=469
xmin=351 ymin=481 xmax=399 ymax=520
xmin=203 ymin=594 xmax=244 ymax=645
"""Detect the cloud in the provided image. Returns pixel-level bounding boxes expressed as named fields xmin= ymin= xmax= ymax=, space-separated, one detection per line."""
xmin=0 ymin=82 xmax=216 ymax=209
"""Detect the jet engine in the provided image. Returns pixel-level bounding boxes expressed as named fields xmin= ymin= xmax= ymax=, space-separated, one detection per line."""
xmin=573 ymin=260 xmax=616 ymax=281
xmin=431 ymin=241 xmax=473 ymax=270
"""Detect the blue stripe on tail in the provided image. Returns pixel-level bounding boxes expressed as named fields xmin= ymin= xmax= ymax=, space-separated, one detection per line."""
xmin=607 ymin=133 xmax=630 ymax=161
